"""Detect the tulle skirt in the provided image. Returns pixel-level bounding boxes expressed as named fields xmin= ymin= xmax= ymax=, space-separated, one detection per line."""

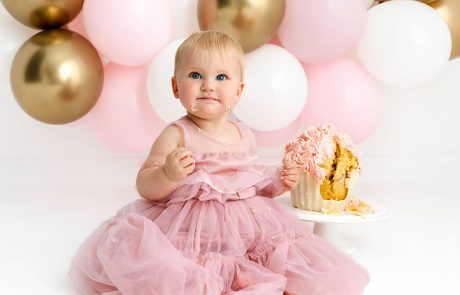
xmin=69 ymin=196 xmax=369 ymax=295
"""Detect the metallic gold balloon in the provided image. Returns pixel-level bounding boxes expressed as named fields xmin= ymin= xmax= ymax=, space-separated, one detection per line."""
xmin=428 ymin=0 xmax=460 ymax=59
xmin=198 ymin=0 xmax=286 ymax=52
xmin=1 ymin=0 xmax=83 ymax=29
xmin=10 ymin=29 xmax=104 ymax=124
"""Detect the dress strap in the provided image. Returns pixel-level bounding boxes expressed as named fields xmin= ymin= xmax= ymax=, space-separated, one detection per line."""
xmin=233 ymin=120 xmax=258 ymax=153
xmin=169 ymin=117 xmax=193 ymax=151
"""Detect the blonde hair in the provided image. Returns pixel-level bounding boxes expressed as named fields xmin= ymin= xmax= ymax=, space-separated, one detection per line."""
xmin=174 ymin=30 xmax=245 ymax=80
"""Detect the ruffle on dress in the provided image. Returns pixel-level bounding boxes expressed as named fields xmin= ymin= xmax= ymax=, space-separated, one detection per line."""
xmin=70 ymin=203 xmax=367 ymax=295
xmin=164 ymin=152 xmax=285 ymax=204
xmin=250 ymin=233 xmax=370 ymax=295
xmin=70 ymin=213 xmax=288 ymax=295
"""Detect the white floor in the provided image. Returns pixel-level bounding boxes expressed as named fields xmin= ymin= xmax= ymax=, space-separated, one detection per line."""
xmin=0 ymin=182 xmax=458 ymax=295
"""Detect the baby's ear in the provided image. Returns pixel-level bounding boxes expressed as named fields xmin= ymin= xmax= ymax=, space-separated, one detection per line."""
xmin=236 ymin=82 xmax=244 ymax=97
xmin=171 ymin=76 xmax=179 ymax=98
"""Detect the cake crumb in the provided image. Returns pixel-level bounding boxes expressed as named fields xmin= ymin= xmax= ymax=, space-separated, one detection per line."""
xmin=345 ymin=197 xmax=374 ymax=216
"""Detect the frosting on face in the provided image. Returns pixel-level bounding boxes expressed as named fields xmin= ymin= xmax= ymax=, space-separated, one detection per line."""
xmin=284 ymin=124 xmax=361 ymax=183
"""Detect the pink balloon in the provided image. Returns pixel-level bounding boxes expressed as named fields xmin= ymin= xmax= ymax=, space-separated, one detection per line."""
xmin=83 ymin=0 xmax=171 ymax=66
xmin=67 ymin=13 xmax=110 ymax=65
xmin=268 ymin=34 xmax=282 ymax=46
xmin=89 ymin=64 xmax=165 ymax=153
xmin=67 ymin=11 xmax=86 ymax=37
xmin=300 ymin=58 xmax=382 ymax=144
xmin=252 ymin=116 xmax=303 ymax=147
xmin=278 ymin=0 xmax=366 ymax=64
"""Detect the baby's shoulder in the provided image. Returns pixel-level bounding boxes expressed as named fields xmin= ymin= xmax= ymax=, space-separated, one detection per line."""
xmin=154 ymin=124 xmax=184 ymax=148
xmin=162 ymin=123 xmax=183 ymax=136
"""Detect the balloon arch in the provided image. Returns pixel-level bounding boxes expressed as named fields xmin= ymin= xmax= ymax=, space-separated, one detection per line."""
xmin=1 ymin=0 xmax=457 ymax=152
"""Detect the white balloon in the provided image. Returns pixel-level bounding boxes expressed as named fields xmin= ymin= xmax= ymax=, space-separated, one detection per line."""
xmin=147 ymin=39 xmax=186 ymax=123
xmin=170 ymin=0 xmax=200 ymax=41
xmin=234 ymin=44 xmax=308 ymax=131
xmin=356 ymin=0 xmax=451 ymax=88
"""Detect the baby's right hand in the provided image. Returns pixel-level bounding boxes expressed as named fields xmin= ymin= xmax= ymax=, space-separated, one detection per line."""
xmin=163 ymin=147 xmax=195 ymax=182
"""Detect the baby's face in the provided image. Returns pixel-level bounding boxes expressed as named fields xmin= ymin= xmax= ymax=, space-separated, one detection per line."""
xmin=172 ymin=50 xmax=244 ymax=120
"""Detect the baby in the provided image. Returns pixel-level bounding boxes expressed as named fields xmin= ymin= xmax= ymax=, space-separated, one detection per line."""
xmin=69 ymin=30 xmax=369 ymax=295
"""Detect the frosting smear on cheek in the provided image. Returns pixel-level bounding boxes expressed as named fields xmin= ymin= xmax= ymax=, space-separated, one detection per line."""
xmin=191 ymin=102 xmax=199 ymax=113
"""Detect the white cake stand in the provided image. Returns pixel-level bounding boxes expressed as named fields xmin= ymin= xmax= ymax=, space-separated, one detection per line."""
xmin=276 ymin=195 xmax=390 ymax=254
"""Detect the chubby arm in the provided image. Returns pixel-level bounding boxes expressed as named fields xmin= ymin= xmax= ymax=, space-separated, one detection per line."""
xmin=255 ymin=164 xmax=299 ymax=198
xmin=136 ymin=125 xmax=195 ymax=201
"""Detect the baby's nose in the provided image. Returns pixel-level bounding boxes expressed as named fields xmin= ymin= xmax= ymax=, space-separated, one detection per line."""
xmin=200 ymin=79 xmax=215 ymax=91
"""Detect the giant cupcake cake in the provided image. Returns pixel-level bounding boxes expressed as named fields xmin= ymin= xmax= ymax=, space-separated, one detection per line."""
xmin=284 ymin=124 xmax=363 ymax=213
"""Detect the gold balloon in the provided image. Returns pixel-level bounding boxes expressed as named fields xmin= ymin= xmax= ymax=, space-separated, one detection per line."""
xmin=1 ymin=0 xmax=83 ymax=29
xmin=10 ymin=29 xmax=104 ymax=124
xmin=428 ymin=0 xmax=460 ymax=59
xmin=198 ymin=0 xmax=286 ymax=52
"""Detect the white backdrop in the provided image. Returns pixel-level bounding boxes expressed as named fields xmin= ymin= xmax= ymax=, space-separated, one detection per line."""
xmin=1 ymin=56 xmax=459 ymax=187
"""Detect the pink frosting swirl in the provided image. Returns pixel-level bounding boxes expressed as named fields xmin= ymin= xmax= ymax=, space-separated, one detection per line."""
xmin=284 ymin=124 xmax=361 ymax=183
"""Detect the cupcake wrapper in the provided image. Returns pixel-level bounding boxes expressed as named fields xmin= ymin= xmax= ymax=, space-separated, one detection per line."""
xmin=290 ymin=171 xmax=358 ymax=212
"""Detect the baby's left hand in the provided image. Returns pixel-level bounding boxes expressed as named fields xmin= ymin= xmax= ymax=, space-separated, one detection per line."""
xmin=281 ymin=166 xmax=299 ymax=190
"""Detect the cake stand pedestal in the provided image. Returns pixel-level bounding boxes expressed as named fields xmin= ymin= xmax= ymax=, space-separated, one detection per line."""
xmin=276 ymin=195 xmax=390 ymax=254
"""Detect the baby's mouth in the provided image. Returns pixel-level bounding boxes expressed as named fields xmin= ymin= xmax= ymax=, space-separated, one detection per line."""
xmin=197 ymin=96 xmax=220 ymax=102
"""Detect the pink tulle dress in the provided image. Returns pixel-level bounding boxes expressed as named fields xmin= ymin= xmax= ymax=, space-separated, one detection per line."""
xmin=69 ymin=117 xmax=369 ymax=295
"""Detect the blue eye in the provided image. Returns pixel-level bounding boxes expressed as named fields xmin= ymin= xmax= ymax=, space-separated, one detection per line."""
xmin=216 ymin=74 xmax=227 ymax=81
xmin=190 ymin=72 xmax=202 ymax=79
